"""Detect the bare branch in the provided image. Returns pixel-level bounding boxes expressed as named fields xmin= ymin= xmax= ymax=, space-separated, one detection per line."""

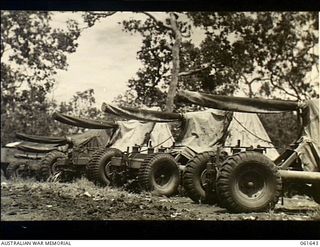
xmin=81 ymin=11 xmax=117 ymax=31
xmin=90 ymin=11 xmax=117 ymax=18
xmin=287 ymin=78 xmax=301 ymax=100
xmin=142 ymin=12 xmax=173 ymax=31
xmin=249 ymin=77 xmax=271 ymax=84
xmin=240 ymin=74 xmax=254 ymax=97
xmin=178 ymin=62 xmax=212 ymax=77
xmin=269 ymin=74 xmax=300 ymax=99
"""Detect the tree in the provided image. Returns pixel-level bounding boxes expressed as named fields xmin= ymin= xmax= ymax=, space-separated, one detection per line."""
xmin=259 ymin=112 xmax=299 ymax=152
xmin=189 ymin=12 xmax=319 ymax=100
xmin=121 ymin=12 xmax=213 ymax=112
xmin=83 ymin=12 xmax=318 ymax=113
xmin=188 ymin=12 xmax=319 ymax=151
xmin=82 ymin=12 xmax=238 ymax=112
xmin=51 ymin=89 xmax=103 ymax=135
xmin=1 ymin=11 xmax=81 ymax=144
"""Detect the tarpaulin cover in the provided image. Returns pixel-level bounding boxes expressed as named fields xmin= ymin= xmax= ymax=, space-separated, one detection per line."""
xmin=68 ymin=129 xmax=114 ymax=148
xmin=102 ymin=104 xmax=229 ymax=157
xmin=5 ymin=129 xmax=112 ymax=156
xmin=173 ymin=110 xmax=229 ymax=159
xmin=177 ymin=90 xmax=299 ymax=113
xmin=224 ymin=112 xmax=279 ymax=160
xmin=15 ymin=130 xmax=113 ymax=149
xmin=102 ymin=103 xmax=182 ymax=122
xmin=150 ymin=122 xmax=175 ymax=148
xmin=15 ymin=132 xmax=69 ymax=145
xmin=53 ymin=112 xmax=118 ymax=129
xmin=109 ymin=120 xmax=174 ymax=152
xmin=297 ymin=99 xmax=320 ymax=171
xmin=101 ymin=103 xmax=278 ymax=160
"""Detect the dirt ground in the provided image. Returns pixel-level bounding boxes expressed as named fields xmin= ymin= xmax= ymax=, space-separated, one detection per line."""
xmin=1 ymin=177 xmax=320 ymax=221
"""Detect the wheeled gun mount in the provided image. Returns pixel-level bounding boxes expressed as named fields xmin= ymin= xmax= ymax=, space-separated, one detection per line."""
xmin=177 ymin=90 xmax=319 ymax=184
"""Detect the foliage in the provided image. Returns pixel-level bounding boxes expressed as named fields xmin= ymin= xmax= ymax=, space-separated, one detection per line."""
xmin=50 ymin=89 xmax=103 ymax=136
xmin=187 ymin=12 xmax=318 ymax=149
xmin=1 ymin=11 xmax=81 ymax=144
xmin=189 ymin=12 xmax=319 ymax=100
xmin=118 ymin=12 xmax=318 ymax=113
xmin=121 ymin=12 xmax=188 ymax=111
xmin=112 ymin=89 xmax=142 ymax=108
xmin=118 ymin=12 xmax=318 ymax=148
xmin=259 ymin=112 xmax=299 ymax=153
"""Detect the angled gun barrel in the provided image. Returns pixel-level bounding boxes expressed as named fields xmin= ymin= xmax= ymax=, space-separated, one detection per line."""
xmin=16 ymin=132 xmax=70 ymax=145
xmin=52 ymin=112 xmax=118 ymax=129
xmin=101 ymin=103 xmax=183 ymax=122
xmin=177 ymin=90 xmax=300 ymax=113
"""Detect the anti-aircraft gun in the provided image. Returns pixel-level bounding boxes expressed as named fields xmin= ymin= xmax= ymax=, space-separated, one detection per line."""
xmin=85 ymin=106 xmax=176 ymax=195
xmin=1 ymin=133 xmax=69 ymax=179
xmin=177 ymin=90 xmax=320 ymax=212
xmin=37 ymin=112 xmax=117 ymax=181
xmin=100 ymin=102 xmax=277 ymax=197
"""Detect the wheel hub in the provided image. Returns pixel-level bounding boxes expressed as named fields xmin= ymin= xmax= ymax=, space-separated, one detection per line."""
xmin=104 ymin=161 xmax=112 ymax=176
xmin=237 ymin=170 xmax=265 ymax=199
xmin=247 ymin=181 xmax=254 ymax=187
xmin=51 ymin=162 xmax=63 ymax=174
xmin=154 ymin=165 xmax=171 ymax=186
xmin=200 ymin=170 xmax=208 ymax=188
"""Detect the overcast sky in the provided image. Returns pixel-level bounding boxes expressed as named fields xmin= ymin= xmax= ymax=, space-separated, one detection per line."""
xmin=50 ymin=12 xmax=143 ymax=108
xmin=49 ymin=12 xmax=205 ymax=109
xmin=49 ymin=12 xmax=319 ymax=108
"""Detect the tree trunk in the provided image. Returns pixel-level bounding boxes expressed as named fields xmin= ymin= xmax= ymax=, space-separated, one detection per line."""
xmin=165 ymin=13 xmax=182 ymax=113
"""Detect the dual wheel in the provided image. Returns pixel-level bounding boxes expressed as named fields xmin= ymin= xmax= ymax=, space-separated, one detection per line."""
xmin=39 ymin=151 xmax=67 ymax=182
xmin=183 ymin=151 xmax=282 ymax=212
xmin=86 ymin=148 xmax=122 ymax=186
xmin=86 ymin=150 xmax=180 ymax=197
xmin=138 ymin=153 xmax=180 ymax=196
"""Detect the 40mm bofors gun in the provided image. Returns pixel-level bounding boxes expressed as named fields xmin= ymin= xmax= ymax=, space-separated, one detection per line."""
xmin=86 ymin=106 xmax=176 ymax=195
xmin=36 ymin=113 xmax=118 ymax=181
xmin=1 ymin=134 xmax=68 ymax=179
xmin=177 ymin=90 xmax=320 ymax=213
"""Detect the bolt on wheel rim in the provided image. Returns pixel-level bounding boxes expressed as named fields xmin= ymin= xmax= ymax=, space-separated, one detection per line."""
xmin=154 ymin=165 xmax=172 ymax=186
xmin=200 ymin=169 xmax=209 ymax=189
xmin=235 ymin=168 xmax=267 ymax=200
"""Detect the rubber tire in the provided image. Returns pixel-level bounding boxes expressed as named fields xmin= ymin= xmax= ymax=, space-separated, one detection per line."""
xmin=183 ymin=151 xmax=220 ymax=204
xmin=312 ymin=182 xmax=320 ymax=204
xmin=138 ymin=153 xmax=180 ymax=197
xmin=216 ymin=151 xmax=282 ymax=213
xmin=86 ymin=148 xmax=122 ymax=186
xmin=39 ymin=151 xmax=67 ymax=181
